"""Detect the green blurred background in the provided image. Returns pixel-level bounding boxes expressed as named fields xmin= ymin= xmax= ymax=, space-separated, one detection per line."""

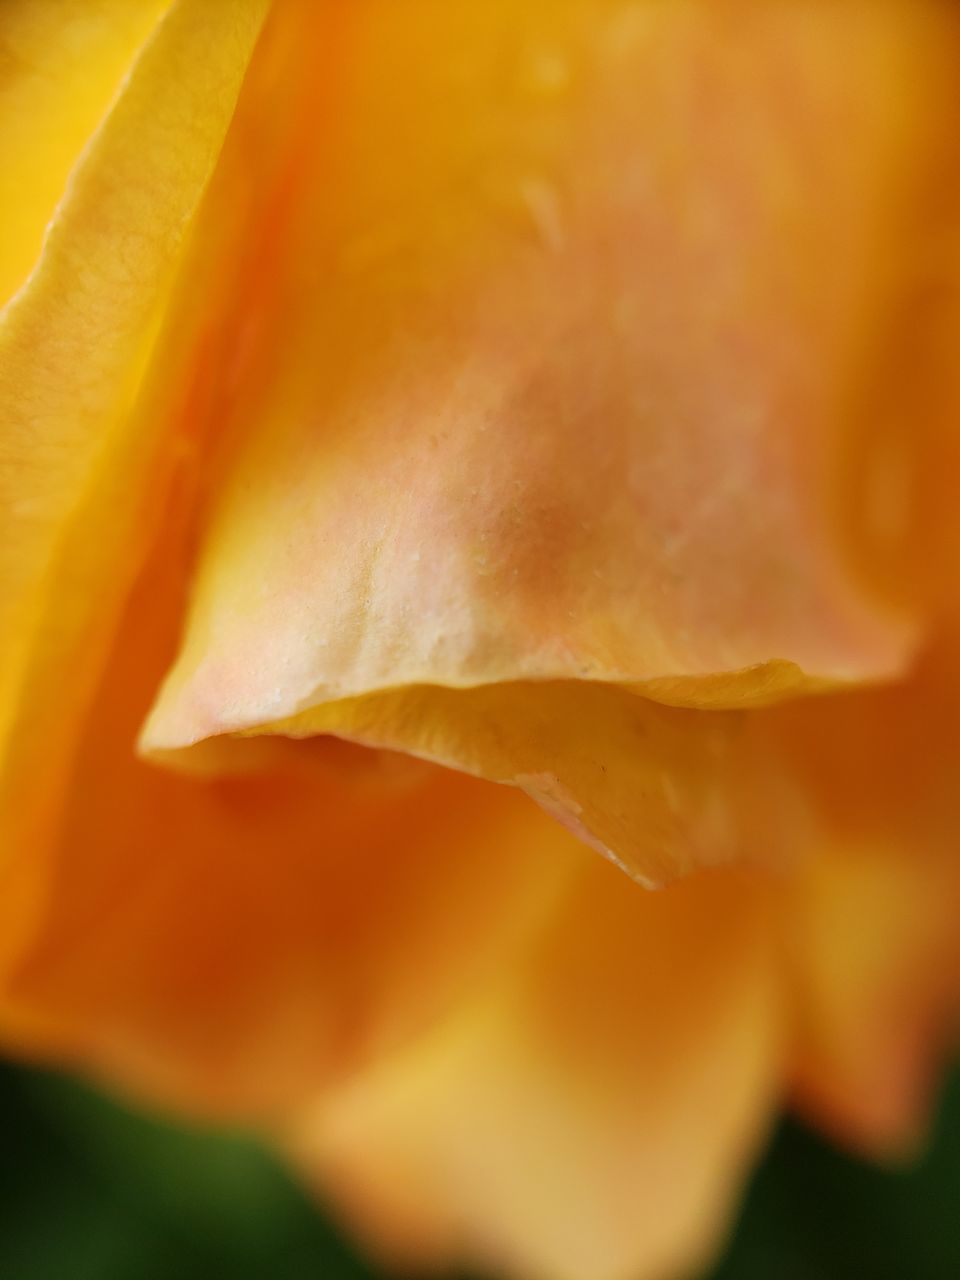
xmin=0 ymin=1061 xmax=957 ymax=1280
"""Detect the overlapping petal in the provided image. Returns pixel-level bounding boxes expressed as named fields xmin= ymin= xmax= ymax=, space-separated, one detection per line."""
xmin=0 ymin=0 xmax=269 ymax=966
xmin=0 ymin=6 xmax=957 ymax=1278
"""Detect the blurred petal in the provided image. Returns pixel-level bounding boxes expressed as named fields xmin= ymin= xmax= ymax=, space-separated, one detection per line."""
xmin=290 ymin=863 xmax=780 ymax=1280
xmin=773 ymin=643 xmax=960 ymax=1154
xmin=142 ymin=1 xmax=960 ymax=877
xmin=789 ymin=839 xmax=959 ymax=1158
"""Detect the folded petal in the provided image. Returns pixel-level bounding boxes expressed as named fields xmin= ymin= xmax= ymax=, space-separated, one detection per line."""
xmin=0 ymin=527 xmax=576 ymax=1117
xmin=288 ymin=862 xmax=780 ymax=1280
xmin=220 ymin=679 xmax=809 ymax=887
xmin=141 ymin=1 xmax=960 ymax=877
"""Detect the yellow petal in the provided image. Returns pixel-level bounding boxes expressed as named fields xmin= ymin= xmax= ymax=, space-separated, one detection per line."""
xmin=0 ymin=0 xmax=169 ymax=306
xmin=289 ymin=862 xmax=780 ymax=1280
xmin=141 ymin=1 xmax=960 ymax=878
xmin=0 ymin=0 xmax=269 ymax=961
xmin=0 ymin=0 xmax=268 ymax=744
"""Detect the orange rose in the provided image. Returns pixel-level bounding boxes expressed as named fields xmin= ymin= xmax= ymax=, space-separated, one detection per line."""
xmin=1 ymin=3 xmax=959 ymax=1278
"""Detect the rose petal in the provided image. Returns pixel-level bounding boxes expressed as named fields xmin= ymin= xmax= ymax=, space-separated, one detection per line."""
xmin=288 ymin=862 xmax=779 ymax=1280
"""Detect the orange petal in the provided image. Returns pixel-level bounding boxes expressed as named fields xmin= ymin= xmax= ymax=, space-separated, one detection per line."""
xmin=141 ymin=1 xmax=960 ymax=876
xmin=770 ymin=641 xmax=960 ymax=1154
xmin=289 ymin=862 xmax=780 ymax=1280
xmin=788 ymin=838 xmax=960 ymax=1158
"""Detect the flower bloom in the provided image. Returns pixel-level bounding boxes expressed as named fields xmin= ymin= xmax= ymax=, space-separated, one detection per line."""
xmin=2 ymin=2 xmax=960 ymax=1277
